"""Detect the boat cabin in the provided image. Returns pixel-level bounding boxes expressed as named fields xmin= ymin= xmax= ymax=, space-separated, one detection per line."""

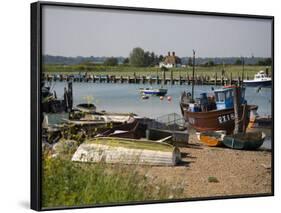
xmin=254 ymin=70 xmax=270 ymax=80
xmin=214 ymin=87 xmax=246 ymax=110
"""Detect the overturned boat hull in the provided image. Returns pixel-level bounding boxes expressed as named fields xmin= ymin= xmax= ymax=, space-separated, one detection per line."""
xmin=72 ymin=137 xmax=181 ymax=166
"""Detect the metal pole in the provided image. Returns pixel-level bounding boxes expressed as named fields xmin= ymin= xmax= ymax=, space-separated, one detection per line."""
xmin=191 ymin=50 xmax=195 ymax=101
xmin=242 ymin=57 xmax=245 ymax=84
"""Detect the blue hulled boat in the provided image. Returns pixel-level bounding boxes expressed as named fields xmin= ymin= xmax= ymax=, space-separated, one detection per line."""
xmin=139 ymin=88 xmax=168 ymax=96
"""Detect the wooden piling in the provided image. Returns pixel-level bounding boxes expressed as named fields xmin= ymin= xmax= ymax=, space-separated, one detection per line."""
xmin=238 ymin=76 xmax=241 ymax=86
xmin=187 ymin=74 xmax=190 ymax=85
xmin=170 ymin=70 xmax=174 ymax=85
xmin=215 ymin=72 xmax=217 ymax=86
xmin=233 ymin=86 xmax=243 ymax=134
xmin=162 ymin=71 xmax=166 ymax=85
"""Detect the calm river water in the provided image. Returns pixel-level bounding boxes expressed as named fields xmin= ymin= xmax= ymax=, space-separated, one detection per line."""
xmin=46 ymin=82 xmax=272 ymax=149
xmin=48 ymin=82 xmax=272 ymax=118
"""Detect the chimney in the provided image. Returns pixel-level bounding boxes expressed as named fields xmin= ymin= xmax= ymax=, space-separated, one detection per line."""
xmin=168 ymin=51 xmax=170 ymax=56
xmin=172 ymin=51 xmax=175 ymax=56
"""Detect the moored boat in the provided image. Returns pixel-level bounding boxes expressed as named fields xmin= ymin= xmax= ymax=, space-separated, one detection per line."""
xmin=222 ymin=131 xmax=266 ymax=150
xmin=198 ymin=131 xmax=226 ymax=147
xmin=248 ymin=107 xmax=272 ymax=129
xmin=139 ymin=88 xmax=168 ymax=96
xmin=243 ymin=70 xmax=271 ymax=87
xmin=180 ymin=86 xmax=257 ymax=134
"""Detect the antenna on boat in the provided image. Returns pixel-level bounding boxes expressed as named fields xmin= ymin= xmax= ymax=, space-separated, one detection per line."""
xmin=191 ymin=49 xmax=195 ymax=102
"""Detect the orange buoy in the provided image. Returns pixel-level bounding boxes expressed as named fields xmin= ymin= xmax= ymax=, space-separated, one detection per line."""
xmin=160 ymin=96 xmax=164 ymax=100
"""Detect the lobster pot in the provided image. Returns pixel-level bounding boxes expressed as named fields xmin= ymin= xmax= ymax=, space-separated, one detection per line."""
xmin=72 ymin=138 xmax=181 ymax=166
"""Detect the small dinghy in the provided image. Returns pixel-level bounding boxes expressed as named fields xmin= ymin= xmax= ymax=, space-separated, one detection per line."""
xmin=72 ymin=137 xmax=181 ymax=166
xmin=198 ymin=131 xmax=226 ymax=147
xmin=222 ymin=131 xmax=266 ymax=150
xmin=76 ymin=103 xmax=97 ymax=113
xmin=139 ymin=88 xmax=168 ymax=96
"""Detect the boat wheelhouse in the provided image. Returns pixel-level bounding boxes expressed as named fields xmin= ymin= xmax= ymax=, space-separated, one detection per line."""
xmin=214 ymin=87 xmax=246 ymax=110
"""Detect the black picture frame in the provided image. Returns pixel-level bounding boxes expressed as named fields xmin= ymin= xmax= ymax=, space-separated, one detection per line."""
xmin=31 ymin=1 xmax=274 ymax=211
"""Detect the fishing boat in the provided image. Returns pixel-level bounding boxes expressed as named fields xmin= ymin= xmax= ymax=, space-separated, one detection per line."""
xmin=139 ymin=88 xmax=168 ymax=96
xmin=180 ymin=86 xmax=258 ymax=134
xmin=72 ymin=137 xmax=181 ymax=166
xmin=198 ymin=131 xmax=226 ymax=147
xmin=222 ymin=131 xmax=266 ymax=150
xmin=243 ymin=70 xmax=271 ymax=87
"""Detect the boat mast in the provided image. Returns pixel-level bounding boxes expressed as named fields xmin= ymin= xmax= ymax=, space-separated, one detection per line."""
xmin=241 ymin=56 xmax=245 ymax=86
xmin=191 ymin=50 xmax=195 ymax=102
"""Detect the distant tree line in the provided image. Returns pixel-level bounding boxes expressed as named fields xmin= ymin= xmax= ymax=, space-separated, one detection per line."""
xmin=43 ymin=54 xmax=272 ymax=67
xmin=103 ymin=57 xmax=118 ymax=66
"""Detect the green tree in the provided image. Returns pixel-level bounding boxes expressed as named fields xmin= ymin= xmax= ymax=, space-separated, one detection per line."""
xmin=104 ymin=57 xmax=118 ymax=66
xmin=235 ymin=59 xmax=242 ymax=65
xmin=187 ymin=57 xmax=193 ymax=66
xmin=159 ymin=55 xmax=164 ymax=62
xmin=123 ymin=57 xmax=129 ymax=64
xmin=129 ymin=47 xmax=146 ymax=67
xmin=257 ymin=58 xmax=272 ymax=66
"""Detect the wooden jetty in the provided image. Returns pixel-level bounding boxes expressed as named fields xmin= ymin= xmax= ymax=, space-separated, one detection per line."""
xmin=43 ymin=73 xmax=244 ymax=86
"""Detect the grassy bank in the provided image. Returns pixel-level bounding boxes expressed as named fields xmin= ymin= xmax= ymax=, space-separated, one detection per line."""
xmin=43 ymin=64 xmax=271 ymax=79
xmin=42 ymin=155 xmax=184 ymax=208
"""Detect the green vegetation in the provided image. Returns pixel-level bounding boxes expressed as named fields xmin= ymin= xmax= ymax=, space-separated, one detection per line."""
xmin=42 ymin=156 xmax=184 ymax=208
xmin=208 ymin=176 xmax=219 ymax=183
xmin=43 ymin=63 xmax=271 ymax=79
xmin=129 ymin=47 xmax=159 ymax=67
xmin=103 ymin=57 xmax=118 ymax=66
xmin=42 ymin=138 xmax=182 ymax=208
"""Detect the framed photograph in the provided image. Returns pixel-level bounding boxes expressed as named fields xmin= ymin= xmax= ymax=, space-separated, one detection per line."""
xmin=31 ymin=1 xmax=274 ymax=211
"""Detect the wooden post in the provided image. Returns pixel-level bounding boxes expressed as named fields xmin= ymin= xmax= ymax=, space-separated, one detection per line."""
xmin=233 ymin=86 xmax=242 ymax=134
xmin=170 ymin=70 xmax=174 ymax=85
xmin=215 ymin=72 xmax=217 ymax=86
xmin=134 ymin=72 xmax=137 ymax=83
xmin=230 ymin=72 xmax=232 ymax=85
xmin=238 ymin=76 xmax=241 ymax=86
xmin=191 ymin=50 xmax=195 ymax=101
xmin=156 ymin=75 xmax=159 ymax=84
xmin=179 ymin=75 xmax=182 ymax=85
xmin=162 ymin=70 xmax=166 ymax=85
xmin=142 ymin=76 xmax=146 ymax=84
